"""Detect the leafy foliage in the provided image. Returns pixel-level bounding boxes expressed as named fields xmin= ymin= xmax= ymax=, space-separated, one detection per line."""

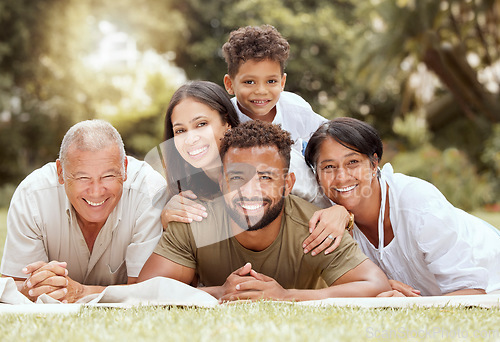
xmin=1 ymin=0 xmax=499 ymax=210
xmin=391 ymin=144 xmax=494 ymax=210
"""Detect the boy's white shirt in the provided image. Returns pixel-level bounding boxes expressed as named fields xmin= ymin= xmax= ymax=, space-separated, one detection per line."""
xmin=231 ymin=91 xmax=327 ymax=152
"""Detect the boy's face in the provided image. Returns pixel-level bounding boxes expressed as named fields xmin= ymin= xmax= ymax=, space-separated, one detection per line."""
xmin=224 ymin=59 xmax=286 ymax=122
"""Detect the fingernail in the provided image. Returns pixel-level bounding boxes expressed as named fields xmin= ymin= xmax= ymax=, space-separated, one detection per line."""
xmin=29 ymin=290 xmax=34 ymax=296
xmin=302 ymin=244 xmax=306 ymax=248
xmin=187 ymin=218 xmax=193 ymax=223
xmin=324 ymin=251 xmax=330 ymax=255
xmin=27 ymin=281 xmax=32 ymax=288
xmin=63 ymin=288 xmax=67 ymax=293
xmin=236 ymin=285 xmax=240 ymax=290
xmin=303 ymin=249 xmax=308 ymax=254
xmin=22 ymin=267 xmax=28 ymax=273
xmin=202 ymin=212 xmax=208 ymax=218
xmin=311 ymin=252 xmax=316 ymax=256
xmin=65 ymin=269 xmax=68 ymax=276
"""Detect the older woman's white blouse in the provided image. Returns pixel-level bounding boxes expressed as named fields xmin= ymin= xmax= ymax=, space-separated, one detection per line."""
xmin=353 ymin=164 xmax=500 ymax=296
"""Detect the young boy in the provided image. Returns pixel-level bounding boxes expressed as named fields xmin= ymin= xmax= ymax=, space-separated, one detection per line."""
xmin=222 ymin=24 xmax=327 ymax=154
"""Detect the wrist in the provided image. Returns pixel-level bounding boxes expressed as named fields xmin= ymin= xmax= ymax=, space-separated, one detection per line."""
xmin=346 ymin=212 xmax=355 ymax=232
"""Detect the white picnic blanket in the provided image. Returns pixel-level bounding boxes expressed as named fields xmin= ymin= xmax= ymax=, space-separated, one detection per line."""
xmin=1 ymin=277 xmax=499 ymax=314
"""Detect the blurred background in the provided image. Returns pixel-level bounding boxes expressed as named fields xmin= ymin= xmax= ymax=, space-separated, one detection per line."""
xmin=0 ymin=0 xmax=499 ymax=212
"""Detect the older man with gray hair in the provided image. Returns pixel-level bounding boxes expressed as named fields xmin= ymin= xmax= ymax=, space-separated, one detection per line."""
xmin=1 ymin=119 xmax=166 ymax=302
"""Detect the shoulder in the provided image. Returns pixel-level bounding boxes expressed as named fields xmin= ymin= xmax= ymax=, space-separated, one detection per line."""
xmin=123 ymin=156 xmax=167 ymax=199
xmin=126 ymin=156 xmax=166 ymax=184
xmin=11 ymin=162 xmax=62 ymax=203
xmin=283 ymin=195 xmax=320 ymax=228
xmin=16 ymin=162 xmax=60 ymax=191
xmin=276 ymin=92 xmax=327 ymax=139
xmin=382 ymin=164 xmax=447 ymax=210
xmin=279 ymin=91 xmax=312 ymax=108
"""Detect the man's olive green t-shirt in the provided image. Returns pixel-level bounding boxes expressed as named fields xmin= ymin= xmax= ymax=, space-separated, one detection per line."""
xmin=154 ymin=195 xmax=367 ymax=288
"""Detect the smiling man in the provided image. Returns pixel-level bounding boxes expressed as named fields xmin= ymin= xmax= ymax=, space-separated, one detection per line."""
xmin=138 ymin=121 xmax=390 ymax=301
xmin=0 ymin=120 xmax=166 ymax=302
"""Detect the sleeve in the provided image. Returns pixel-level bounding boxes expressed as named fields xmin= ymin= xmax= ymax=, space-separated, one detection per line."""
xmin=401 ymin=180 xmax=490 ymax=294
xmin=0 ymin=184 xmax=48 ymax=278
xmin=124 ymin=169 xmax=167 ymax=278
xmin=153 ymin=221 xmax=197 ymax=269
xmin=318 ymin=231 xmax=368 ymax=286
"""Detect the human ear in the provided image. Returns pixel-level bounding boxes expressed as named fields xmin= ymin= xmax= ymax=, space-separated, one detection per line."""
xmin=372 ymin=153 xmax=379 ymax=169
xmin=56 ymin=159 xmax=64 ymax=185
xmin=280 ymin=73 xmax=287 ymax=91
xmin=284 ymin=172 xmax=295 ymax=196
xmin=371 ymin=153 xmax=379 ymax=176
xmin=223 ymin=74 xmax=234 ymax=95
xmin=123 ymin=157 xmax=128 ymax=182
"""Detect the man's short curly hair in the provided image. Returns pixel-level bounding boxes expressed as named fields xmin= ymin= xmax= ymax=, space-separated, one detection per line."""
xmin=220 ymin=120 xmax=293 ymax=170
xmin=222 ymin=25 xmax=290 ymax=78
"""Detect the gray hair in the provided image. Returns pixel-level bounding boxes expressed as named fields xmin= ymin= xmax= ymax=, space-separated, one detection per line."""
xmin=59 ymin=119 xmax=126 ymax=175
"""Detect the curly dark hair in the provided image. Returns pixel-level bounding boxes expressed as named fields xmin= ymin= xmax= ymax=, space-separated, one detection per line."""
xmin=222 ymin=25 xmax=290 ymax=78
xmin=219 ymin=120 xmax=293 ymax=170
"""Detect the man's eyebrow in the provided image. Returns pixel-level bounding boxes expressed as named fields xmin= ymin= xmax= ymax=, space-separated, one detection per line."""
xmin=70 ymin=168 xmax=121 ymax=177
xmin=257 ymin=170 xmax=279 ymax=177
xmin=226 ymin=170 xmax=245 ymax=175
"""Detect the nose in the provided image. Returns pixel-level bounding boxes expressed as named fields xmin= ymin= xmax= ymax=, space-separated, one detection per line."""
xmin=185 ymin=131 xmax=201 ymax=145
xmin=88 ymin=178 xmax=106 ymax=196
xmin=254 ymin=82 xmax=268 ymax=95
xmin=335 ymin=167 xmax=349 ymax=181
xmin=239 ymin=176 xmax=263 ymax=199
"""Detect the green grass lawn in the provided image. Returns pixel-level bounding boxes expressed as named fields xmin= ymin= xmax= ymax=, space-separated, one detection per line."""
xmin=0 ymin=304 xmax=499 ymax=341
xmin=0 ymin=208 xmax=499 ymax=342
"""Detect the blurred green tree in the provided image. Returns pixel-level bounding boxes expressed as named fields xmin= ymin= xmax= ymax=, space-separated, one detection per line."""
xmin=166 ymin=0 xmax=365 ymax=119
xmin=352 ymin=0 xmax=500 ymax=158
xmin=0 ymin=0 xmax=181 ymax=193
xmin=0 ymin=0 xmax=95 ymax=185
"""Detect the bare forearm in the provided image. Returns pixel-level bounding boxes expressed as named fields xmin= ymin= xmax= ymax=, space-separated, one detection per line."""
xmin=78 ymin=285 xmax=105 ymax=300
xmin=199 ymin=286 xmax=223 ymax=299
xmin=444 ymin=288 xmax=486 ymax=296
xmin=284 ymin=279 xmax=391 ymax=301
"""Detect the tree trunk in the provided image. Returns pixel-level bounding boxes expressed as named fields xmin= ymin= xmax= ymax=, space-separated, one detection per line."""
xmin=421 ymin=31 xmax=500 ymax=123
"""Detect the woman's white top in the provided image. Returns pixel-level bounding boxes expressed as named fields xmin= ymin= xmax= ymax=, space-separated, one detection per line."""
xmin=353 ymin=163 xmax=500 ymax=295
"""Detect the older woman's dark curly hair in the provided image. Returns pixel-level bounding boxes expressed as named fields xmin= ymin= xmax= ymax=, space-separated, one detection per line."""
xmin=219 ymin=120 xmax=293 ymax=170
xmin=222 ymin=25 xmax=290 ymax=77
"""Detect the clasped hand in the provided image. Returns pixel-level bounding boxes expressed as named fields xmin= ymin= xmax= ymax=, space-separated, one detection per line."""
xmin=21 ymin=260 xmax=84 ymax=303
xmin=218 ymin=263 xmax=289 ymax=302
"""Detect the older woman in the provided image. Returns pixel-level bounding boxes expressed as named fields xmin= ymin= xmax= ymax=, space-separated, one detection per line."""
xmin=305 ymin=117 xmax=500 ymax=296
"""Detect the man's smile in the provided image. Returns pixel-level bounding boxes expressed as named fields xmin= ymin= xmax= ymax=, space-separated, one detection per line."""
xmin=83 ymin=198 xmax=107 ymax=207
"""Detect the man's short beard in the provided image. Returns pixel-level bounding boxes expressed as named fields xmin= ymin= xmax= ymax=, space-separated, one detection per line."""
xmin=226 ymin=192 xmax=286 ymax=232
